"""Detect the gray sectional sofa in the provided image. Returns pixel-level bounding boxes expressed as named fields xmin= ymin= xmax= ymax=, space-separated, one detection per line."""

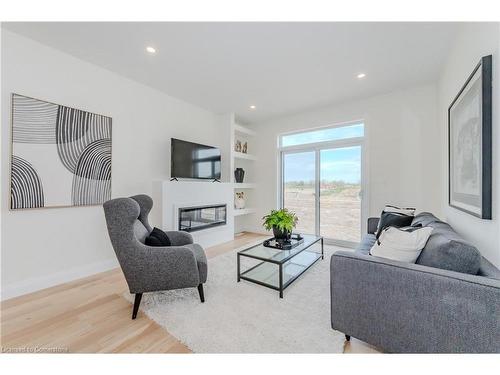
xmin=330 ymin=212 xmax=500 ymax=353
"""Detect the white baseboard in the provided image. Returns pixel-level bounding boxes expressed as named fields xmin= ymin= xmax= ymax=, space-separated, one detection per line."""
xmin=1 ymin=258 xmax=119 ymax=301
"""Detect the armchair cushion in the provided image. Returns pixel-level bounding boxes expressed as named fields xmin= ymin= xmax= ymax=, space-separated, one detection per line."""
xmin=145 ymin=227 xmax=172 ymax=247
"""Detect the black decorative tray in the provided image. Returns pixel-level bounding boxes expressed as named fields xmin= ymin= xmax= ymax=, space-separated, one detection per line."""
xmin=263 ymin=234 xmax=304 ymax=250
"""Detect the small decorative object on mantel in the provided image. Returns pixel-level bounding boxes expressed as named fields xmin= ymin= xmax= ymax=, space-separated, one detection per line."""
xmin=10 ymin=93 xmax=112 ymax=210
xmin=235 ymin=139 xmax=242 ymax=152
xmin=234 ymin=168 xmax=245 ymax=183
xmin=242 ymin=141 xmax=248 ymax=154
xmin=262 ymin=208 xmax=299 ymax=241
xmin=449 ymin=54 xmax=492 ymax=219
xmin=234 ymin=192 xmax=246 ymax=209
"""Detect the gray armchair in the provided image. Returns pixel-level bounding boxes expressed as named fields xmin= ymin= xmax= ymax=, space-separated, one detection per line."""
xmin=103 ymin=194 xmax=208 ymax=319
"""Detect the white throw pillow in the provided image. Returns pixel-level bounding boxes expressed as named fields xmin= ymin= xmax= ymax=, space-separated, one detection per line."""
xmin=370 ymin=226 xmax=433 ymax=263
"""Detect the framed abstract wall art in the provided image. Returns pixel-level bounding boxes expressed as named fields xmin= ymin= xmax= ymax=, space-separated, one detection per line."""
xmin=448 ymin=55 xmax=492 ymax=219
xmin=10 ymin=93 xmax=112 ymax=210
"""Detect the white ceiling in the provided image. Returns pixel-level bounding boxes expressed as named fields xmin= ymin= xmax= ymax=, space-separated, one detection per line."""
xmin=3 ymin=22 xmax=460 ymax=123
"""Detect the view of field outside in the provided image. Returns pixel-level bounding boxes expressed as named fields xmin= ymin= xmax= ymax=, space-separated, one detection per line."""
xmin=283 ymin=146 xmax=361 ymax=243
xmin=283 ymin=151 xmax=316 ymax=235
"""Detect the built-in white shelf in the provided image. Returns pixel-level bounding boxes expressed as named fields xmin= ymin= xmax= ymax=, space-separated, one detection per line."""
xmin=233 ymin=183 xmax=257 ymax=189
xmin=233 ymin=208 xmax=256 ymax=216
xmin=233 ymin=151 xmax=257 ymax=161
xmin=231 ymin=119 xmax=257 ymax=228
xmin=233 ymin=123 xmax=256 ymax=136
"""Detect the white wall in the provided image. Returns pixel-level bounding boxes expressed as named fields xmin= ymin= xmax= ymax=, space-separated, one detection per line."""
xmin=250 ymin=84 xmax=440 ymax=235
xmin=1 ymin=30 xmax=225 ymax=299
xmin=438 ymin=23 xmax=500 ymax=267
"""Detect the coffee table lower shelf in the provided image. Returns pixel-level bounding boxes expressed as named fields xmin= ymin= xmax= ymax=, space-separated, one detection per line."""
xmin=238 ymin=250 xmax=322 ymax=298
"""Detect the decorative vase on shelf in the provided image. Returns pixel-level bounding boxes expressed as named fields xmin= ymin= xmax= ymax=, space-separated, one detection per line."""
xmin=234 ymin=192 xmax=246 ymax=209
xmin=235 ymin=139 xmax=242 ymax=152
xmin=234 ymin=168 xmax=245 ymax=183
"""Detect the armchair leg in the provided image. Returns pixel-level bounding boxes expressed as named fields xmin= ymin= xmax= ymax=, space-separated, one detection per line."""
xmin=197 ymin=284 xmax=205 ymax=303
xmin=132 ymin=293 xmax=143 ymax=319
xmin=345 ymin=334 xmax=351 ymax=342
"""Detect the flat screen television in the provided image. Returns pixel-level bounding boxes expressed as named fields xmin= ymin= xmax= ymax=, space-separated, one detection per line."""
xmin=171 ymin=138 xmax=221 ymax=180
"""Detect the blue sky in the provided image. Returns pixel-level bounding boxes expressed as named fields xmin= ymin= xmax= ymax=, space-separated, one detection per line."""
xmin=284 ymin=146 xmax=361 ymax=184
xmin=282 ymin=123 xmax=364 ymax=147
xmin=282 ymin=124 xmax=363 ymax=184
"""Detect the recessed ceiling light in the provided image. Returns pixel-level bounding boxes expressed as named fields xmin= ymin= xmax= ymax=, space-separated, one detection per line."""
xmin=357 ymin=73 xmax=366 ymax=79
xmin=146 ymin=46 xmax=156 ymax=54
xmin=249 ymin=105 xmax=256 ymax=110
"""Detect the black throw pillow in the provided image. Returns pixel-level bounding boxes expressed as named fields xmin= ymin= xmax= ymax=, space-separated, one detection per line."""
xmin=376 ymin=211 xmax=414 ymax=239
xmin=145 ymin=227 xmax=171 ymax=247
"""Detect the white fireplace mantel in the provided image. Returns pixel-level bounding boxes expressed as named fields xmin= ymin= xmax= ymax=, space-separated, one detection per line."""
xmin=152 ymin=180 xmax=235 ymax=248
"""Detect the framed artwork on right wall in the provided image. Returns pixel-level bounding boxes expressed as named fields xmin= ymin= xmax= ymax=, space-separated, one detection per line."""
xmin=448 ymin=54 xmax=492 ymax=219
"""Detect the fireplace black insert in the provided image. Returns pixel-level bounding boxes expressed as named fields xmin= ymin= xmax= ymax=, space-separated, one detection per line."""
xmin=178 ymin=204 xmax=227 ymax=232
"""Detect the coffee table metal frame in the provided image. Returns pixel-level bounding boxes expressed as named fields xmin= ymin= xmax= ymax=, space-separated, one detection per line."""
xmin=237 ymin=236 xmax=324 ymax=298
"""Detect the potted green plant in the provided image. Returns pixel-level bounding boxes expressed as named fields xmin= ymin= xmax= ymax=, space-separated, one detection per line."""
xmin=262 ymin=209 xmax=298 ymax=240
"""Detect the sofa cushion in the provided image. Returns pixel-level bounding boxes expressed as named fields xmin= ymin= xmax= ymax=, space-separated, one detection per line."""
xmin=356 ymin=234 xmax=377 ymax=256
xmin=416 ymin=231 xmax=481 ymax=275
xmin=411 ymin=212 xmax=440 ymax=227
xmin=426 ymin=221 xmax=456 ymax=236
xmin=478 ymin=257 xmax=500 ymax=280
xmin=410 ymin=212 xmax=483 ymax=275
xmin=376 ymin=211 xmax=414 ymax=238
xmin=363 ymin=212 xmax=486 ymax=276
xmin=370 ymin=226 xmax=433 ymax=263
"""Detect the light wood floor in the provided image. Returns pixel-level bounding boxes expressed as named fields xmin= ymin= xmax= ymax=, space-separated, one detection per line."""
xmin=1 ymin=232 xmax=380 ymax=353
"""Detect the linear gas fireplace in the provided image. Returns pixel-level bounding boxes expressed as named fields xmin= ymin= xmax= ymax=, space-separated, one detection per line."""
xmin=178 ymin=204 xmax=227 ymax=232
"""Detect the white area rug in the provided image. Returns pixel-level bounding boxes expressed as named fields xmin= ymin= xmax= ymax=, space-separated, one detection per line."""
xmin=124 ymin=245 xmax=345 ymax=353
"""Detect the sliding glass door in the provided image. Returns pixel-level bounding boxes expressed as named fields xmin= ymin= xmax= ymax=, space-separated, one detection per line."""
xmin=279 ymin=122 xmax=364 ymax=246
xmin=319 ymin=146 xmax=361 ymax=243
xmin=282 ymin=151 xmax=316 ymax=235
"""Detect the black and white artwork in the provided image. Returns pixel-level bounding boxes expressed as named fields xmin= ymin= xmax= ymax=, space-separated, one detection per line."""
xmin=10 ymin=94 xmax=112 ymax=210
xmin=449 ymin=55 xmax=492 ymax=219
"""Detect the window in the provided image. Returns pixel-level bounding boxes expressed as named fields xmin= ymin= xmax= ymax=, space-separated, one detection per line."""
xmin=280 ymin=123 xmax=364 ymax=147
xmin=279 ymin=122 xmax=365 ymax=245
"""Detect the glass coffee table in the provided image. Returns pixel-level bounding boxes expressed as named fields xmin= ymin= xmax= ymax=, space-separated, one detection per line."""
xmin=237 ymin=235 xmax=323 ymax=298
